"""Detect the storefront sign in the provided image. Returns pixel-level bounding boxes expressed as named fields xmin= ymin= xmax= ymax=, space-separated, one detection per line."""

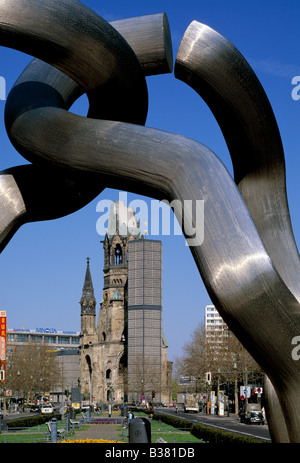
xmin=0 ymin=311 xmax=7 ymax=382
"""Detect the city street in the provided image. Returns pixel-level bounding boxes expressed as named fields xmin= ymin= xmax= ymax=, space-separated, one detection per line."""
xmin=0 ymin=410 xmax=36 ymax=431
xmin=1 ymin=406 xmax=271 ymax=442
xmin=156 ymin=408 xmax=271 ymax=442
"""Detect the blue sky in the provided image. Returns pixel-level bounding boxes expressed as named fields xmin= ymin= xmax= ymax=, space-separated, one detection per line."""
xmin=0 ymin=0 xmax=299 ymax=363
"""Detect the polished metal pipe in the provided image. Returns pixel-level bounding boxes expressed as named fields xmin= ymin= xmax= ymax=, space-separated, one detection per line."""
xmin=175 ymin=21 xmax=300 ymax=303
xmin=0 ymin=165 xmax=103 ymax=253
xmin=0 ymin=0 xmax=148 ymax=123
xmin=0 ymin=0 xmax=147 ymax=247
xmin=111 ymin=13 xmax=173 ymax=76
xmin=264 ymin=375 xmax=290 ymax=443
xmin=175 ymin=22 xmax=300 ymax=441
xmin=1 ymin=11 xmax=173 ymax=250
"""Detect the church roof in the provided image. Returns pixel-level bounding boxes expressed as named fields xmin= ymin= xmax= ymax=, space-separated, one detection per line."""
xmin=162 ymin=329 xmax=168 ymax=347
xmin=81 ymin=257 xmax=96 ymax=304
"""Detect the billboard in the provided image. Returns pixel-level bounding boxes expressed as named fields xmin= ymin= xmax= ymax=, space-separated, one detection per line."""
xmin=0 ymin=310 xmax=6 ymax=382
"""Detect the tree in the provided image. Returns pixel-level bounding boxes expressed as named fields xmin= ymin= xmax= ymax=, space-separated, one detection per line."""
xmin=175 ymin=321 xmax=263 ymax=411
xmin=171 ymin=378 xmax=181 ymax=401
xmin=175 ymin=322 xmax=208 ymax=382
xmin=6 ymin=342 xmax=60 ymax=403
xmin=127 ymin=353 xmax=161 ymax=402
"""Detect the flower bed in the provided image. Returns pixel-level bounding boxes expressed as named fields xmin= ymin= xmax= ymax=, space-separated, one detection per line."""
xmin=60 ymin=439 xmax=124 ymax=444
xmin=91 ymin=418 xmax=123 ymax=424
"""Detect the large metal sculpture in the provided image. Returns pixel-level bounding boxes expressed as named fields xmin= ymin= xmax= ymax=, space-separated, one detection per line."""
xmin=0 ymin=0 xmax=299 ymax=443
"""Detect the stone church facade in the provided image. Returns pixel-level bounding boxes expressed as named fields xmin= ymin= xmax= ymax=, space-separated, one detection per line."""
xmin=79 ymin=201 xmax=172 ymax=405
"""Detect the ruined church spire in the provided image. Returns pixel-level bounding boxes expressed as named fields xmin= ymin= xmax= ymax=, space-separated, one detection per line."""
xmin=80 ymin=257 xmax=96 ymax=315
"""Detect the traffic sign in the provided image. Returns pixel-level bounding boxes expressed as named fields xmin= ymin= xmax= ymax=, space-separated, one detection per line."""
xmin=240 ymin=385 xmax=251 ymax=398
xmin=253 ymin=387 xmax=263 ymax=394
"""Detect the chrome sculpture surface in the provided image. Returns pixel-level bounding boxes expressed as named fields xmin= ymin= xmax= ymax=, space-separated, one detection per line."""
xmin=0 ymin=0 xmax=299 ymax=442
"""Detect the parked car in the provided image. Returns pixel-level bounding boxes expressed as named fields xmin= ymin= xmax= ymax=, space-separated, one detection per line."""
xmin=244 ymin=411 xmax=264 ymax=425
xmin=30 ymin=405 xmax=41 ymax=413
xmin=239 ymin=403 xmax=263 ymax=424
xmin=41 ymin=404 xmax=54 ymax=414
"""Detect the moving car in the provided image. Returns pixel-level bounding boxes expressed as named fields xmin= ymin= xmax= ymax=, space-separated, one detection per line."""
xmin=41 ymin=404 xmax=54 ymax=414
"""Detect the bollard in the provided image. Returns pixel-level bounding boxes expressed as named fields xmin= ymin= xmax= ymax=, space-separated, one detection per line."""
xmin=129 ymin=418 xmax=151 ymax=443
xmin=86 ymin=407 xmax=91 ymax=423
xmin=51 ymin=417 xmax=57 ymax=443
xmin=66 ymin=413 xmax=70 ymax=433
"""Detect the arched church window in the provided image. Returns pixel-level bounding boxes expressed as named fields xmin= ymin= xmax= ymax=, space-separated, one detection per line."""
xmin=85 ymin=355 xmax=92 ymax=377
xmin=119 ymin=354 xmax=127 ymax=373
xmin=102 ymin=332 xmax=106 ymax=342
xmin=114 ymin=244 xmax=123 ymax=265
xmin=106 ymin=369 xmax=111 ymax=379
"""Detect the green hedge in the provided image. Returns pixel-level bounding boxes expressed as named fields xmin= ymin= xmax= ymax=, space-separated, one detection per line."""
xmin=151 ymin=413 xmax=265 ymax=444
xmin=152 ymin=413 xmax=193 ymax=430
xmin=190 ymin=422 xmax=265 ymax=444
xmin=7 ymin=413 xmax=62 ymax=429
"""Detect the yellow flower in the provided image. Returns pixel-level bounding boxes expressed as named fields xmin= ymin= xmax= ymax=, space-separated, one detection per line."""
xmin=59 ymin=439 xmax=125 ymax=443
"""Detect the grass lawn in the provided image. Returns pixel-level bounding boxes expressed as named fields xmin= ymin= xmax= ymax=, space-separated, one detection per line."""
xmin=0 ymin=425 xmax=49 ymax=443
xmin=0 ymin=420 xmax=75 ymax=443
xmin=0 ymin=412 xmax=204 ymax=444
xmin=0 ymin=432 xmax=48 ymax=443
xmin=117 ymin=412 xmax=204 ymax=443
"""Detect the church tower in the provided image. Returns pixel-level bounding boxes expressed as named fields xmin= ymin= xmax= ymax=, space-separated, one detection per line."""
xmin=79 ymin=200 xmax=172 ymax=405
xmin=79 ymin=257 xmax=97 ymax=404
xmin=80 ymin=257 xmax=96 ymax=337
xmin=96 ymin=201 xmax=142 ymax=402
xmin=100 ymin=202 xmax=142 ymax=339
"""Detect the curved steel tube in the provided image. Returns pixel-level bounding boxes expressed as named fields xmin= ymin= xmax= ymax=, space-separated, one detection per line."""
xmin=0 ymin=0 xmax=148 ymax=123
xmin=264 ymin=375 xmax=290 ymax=443
xmin=0 ymin=0 xmax=148 ymax=248
xmin=1 ymin=12 xmax=173 ymax=250
xmin=175 ymin=21 xmax=300 ymax=303
xmin=110 ymin=14 xmax=173 ymax=76
xmin=174 ymin=21 xmax=300 ymax=441
xmin=0 ymin=165 xmax=103 ymax=253
xmin=1 ymin=2 xmax=299 ymax=441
